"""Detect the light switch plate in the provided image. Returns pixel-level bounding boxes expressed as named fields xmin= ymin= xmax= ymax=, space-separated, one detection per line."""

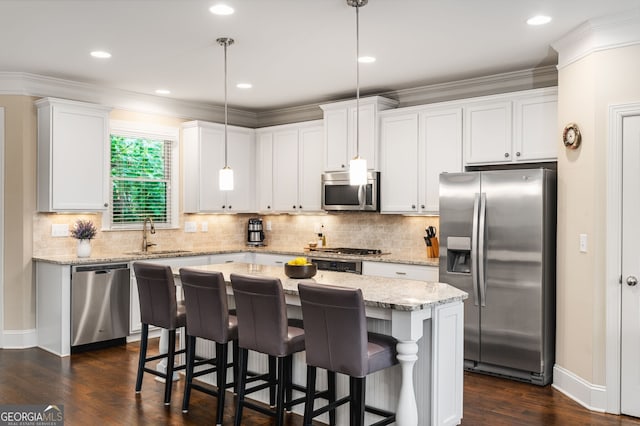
xmin=201 ymin=222 xmax=208 ymax=232
xmin=51 ymin=224 xmax=69 ymax=237
xmin=579 ymin=233 xmax=588 ymax=253
xmin=266 ymin=220 xmax=272 ymax=231
xmin=184 ymin=221 xmax=197 ymax=233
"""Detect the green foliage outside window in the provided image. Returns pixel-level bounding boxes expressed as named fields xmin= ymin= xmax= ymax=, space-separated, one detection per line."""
xmin=110 ymin=135 xmax=169 ymax=224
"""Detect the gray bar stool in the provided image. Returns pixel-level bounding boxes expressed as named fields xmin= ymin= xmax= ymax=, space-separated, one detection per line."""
xmin=132 ymin=261 xmax=187 ymax=405
xmin=179 ymin=268 xmax=239 ymax=425
xmin=230 ymin=273 xmax=307 ymax=426
xmin=298 ymin=282 xmax=398 ymax=426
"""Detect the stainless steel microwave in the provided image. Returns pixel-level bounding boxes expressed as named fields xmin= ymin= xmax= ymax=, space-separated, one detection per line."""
xmin=321 ymin=171 xmax=380 ymax=211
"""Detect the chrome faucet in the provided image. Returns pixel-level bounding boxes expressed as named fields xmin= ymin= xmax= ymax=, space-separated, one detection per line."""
xmin=142 ymin=217 xmax=156 ymax=252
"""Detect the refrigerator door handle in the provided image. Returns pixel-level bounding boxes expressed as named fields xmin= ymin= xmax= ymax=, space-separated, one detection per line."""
xmin=478 ymin=192 xmax=487 ymax=307
xmin=471 ymin=193 xmax=480 ymax=306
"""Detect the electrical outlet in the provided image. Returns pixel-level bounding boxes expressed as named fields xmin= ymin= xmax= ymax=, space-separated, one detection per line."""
xmin=201 ymin=222 xmax=208 ymax=232
xmin=266 ymin=220 xmax=272 ymax=231
xmin=51 ymin=224 xmax=69 ymax=237
xmin=579 ymin=233 xmax=588 ymax=253
xmin=184 ymin=221 xmax=197 ymax=233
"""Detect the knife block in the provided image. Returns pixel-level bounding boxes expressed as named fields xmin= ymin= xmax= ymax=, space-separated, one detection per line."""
xmin=426 ymin=237 xmax=439 ymax=258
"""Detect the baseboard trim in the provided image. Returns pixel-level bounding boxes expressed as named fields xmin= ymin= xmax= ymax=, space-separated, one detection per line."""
xmin=2 ymin=328 xmax=38 ymax=349
xmin=552 ymin=364 xmax=607 ymax=412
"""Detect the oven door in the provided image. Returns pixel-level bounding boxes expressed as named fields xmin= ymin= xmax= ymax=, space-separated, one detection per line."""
xmin=321 ymin=171 xmax=379 ymax=211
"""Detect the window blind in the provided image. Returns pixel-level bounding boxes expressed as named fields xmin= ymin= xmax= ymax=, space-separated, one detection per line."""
xmin=110 ymin=135 xmax=173 ymax=225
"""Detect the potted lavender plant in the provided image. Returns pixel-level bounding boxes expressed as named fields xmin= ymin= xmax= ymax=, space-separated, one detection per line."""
xmin=71 ymin=219 xmax=97 ymax=257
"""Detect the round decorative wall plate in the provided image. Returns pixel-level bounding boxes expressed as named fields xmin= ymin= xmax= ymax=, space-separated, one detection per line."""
xmin=563 ymin=123 xmax=581 ymax=149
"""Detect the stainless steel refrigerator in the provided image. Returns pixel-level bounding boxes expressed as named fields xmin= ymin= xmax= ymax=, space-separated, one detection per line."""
xmin=439 ymin=168 xmax=556 ymax=385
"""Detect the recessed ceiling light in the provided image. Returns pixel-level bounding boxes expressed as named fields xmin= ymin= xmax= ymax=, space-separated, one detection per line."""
xmin=90 ymin=51 xmax=111 ymax=59
xmin=210 ymin=4 xmax=234 ymax=15
xmin=236 ymin=83 xmax=252 ymax=89
xmin=358 ymin=56 xmax=376 ymax=63
xmin=155 ymin=89 xmax=171 ymax=95
xmin=527 ymin=15 xmax=552 ymax=26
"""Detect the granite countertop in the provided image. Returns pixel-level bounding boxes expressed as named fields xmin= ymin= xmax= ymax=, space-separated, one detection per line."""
xmin=174 ymin=262 xmax=465 ymax=312
xmin=33 ymin=246 xmax=440 ymax=268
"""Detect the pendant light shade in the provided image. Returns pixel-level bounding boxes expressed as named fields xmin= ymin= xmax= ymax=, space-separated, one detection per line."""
xmin=348 ymin=0 xmax=368 ymax=186
xmin=217 ymin=37 xmax=234 ymax=191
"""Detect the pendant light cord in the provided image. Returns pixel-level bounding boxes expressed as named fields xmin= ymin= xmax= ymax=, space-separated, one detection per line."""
xmin=223 ymin=40 xmax=229 ymax=168
xmin=355 ymin=3 xmax=360 ymax=158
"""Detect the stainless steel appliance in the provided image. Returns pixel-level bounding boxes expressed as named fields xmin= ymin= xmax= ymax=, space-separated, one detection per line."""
xmin=71 ymin=263 xmax=130 ymax=348
xmin=310 ymin=258 xmax=363 ymax=274
xmin=321 ymin=171 xmax=380 ymax=211
xmin=439 ymin=168 xmax=556 ymax=385
xmin=247 ymin=218 xmax=265 ymax=246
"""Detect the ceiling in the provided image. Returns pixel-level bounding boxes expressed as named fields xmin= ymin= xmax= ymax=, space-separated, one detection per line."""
xmin=1 ymin=0 xmax=639 ymax=112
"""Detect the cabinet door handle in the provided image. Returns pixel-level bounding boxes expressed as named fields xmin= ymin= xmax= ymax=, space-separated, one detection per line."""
xmin=504 ymin=152 xmax=510 ymax=158
xmin=267 ymin=205 xmax=271 ymax=209
xmin=411 ymin=204 xmax=416 ymax=209
xmin=421 ymin=204 xmax=425 ymax=209
xmin=228 ymin=205 xmax=232 ymax=209
xmin=293 ymin=205 xmax=297 ymax=209
xmin=225 ymin=260 xmax=234 ymax=263
xmin=275 ymin=261 xmax=284 ymax=264
xmin=222 ymin=205 xmax=226 ymax=209
xmin=516 ymin=151 xmax=521 ymax=157
xmin=395 ymin=271 xmax=407 ymax=275
xmin=299 ymin=205 xmax=302 ymax=209
xmin=103 ymin=202 xmax=109 ymax=208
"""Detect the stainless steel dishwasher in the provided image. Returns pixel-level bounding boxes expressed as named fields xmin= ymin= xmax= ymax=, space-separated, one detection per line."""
xmin=71 ymin=263 xmax=130 ymax=348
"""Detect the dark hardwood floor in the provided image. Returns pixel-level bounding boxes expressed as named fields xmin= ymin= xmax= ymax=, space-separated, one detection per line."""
xmin=1 ymin=340 xmax=639 ymax=425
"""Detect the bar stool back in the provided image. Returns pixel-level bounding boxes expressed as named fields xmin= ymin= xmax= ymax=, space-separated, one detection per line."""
xmin=179 ymin=268 xmax=238 ymax=425
xmin=133 ymin=261 xmax=187 ymax=405
xmin=298 ymin=282 xmax=398 ymax=426
xmin=230 ymin=273 xmax=306 ymax=426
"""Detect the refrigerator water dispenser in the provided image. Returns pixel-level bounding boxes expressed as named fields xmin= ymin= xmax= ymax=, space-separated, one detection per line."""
xmin=447 ymin=236 xmax=471 ymax=274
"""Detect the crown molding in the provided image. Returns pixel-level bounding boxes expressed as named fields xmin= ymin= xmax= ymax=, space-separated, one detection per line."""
xmin=1 ymin=67 xmax=558 ymax=129
xmin=552 ymin=7 xmax=640 ymax=70
xmin=0 ymin=72 xmax=258 ymax=128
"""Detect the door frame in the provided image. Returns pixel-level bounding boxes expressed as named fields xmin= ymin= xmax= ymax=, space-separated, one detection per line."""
xmin=0 ymin=107 xmax=4 ymax=348
xmin=606 ymin=102 xmax=640 ymax=413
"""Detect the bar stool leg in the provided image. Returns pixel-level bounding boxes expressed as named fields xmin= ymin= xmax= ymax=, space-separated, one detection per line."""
xmin=269 ymin=355 xmax=277 ymax=407
xmin=327 ymin=370 xmax=337 ymax=426
xmin=182 ymin=335 xmax=196 ymax=412
xmin=232 ymin=340 xmax=239 ymax=394
xmin=215 ymin=342 xmax=228 ymax=426
xmin=303 ymin=365 xmax=317 ymax=426
xmin=350 ymin=376 xmax=366 ymax=426
xmin=285 ymin=355 xmax=293 ymax=412
xmin=234 ymin=348 xmax=248 ymax=426
xmin=135 ymin=324 xmax=149 ymax=393
xmin=164 ymin=330 xmax=176 ymax=405
xmin=276 ymin=357 xmax=286 ymax=426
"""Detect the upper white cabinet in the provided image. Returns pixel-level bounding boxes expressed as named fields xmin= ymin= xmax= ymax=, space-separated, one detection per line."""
xmin=183 ymin=121 xmax=256 ymax=213
xmin=36 ymin=97 xmax=112 ymax=212
xmin=320 ymin=96 xmax=397 ymax=172
xmin=464 ymin=87 xmax=558 ymax=165
xmin=380 ymin=105 xmax=463 ymax=214
xmin=256 ymin=121 xmax=324 ymax=214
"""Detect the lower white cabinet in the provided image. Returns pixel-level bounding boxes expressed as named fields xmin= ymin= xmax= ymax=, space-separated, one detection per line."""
xmin=252 ymin=253 xmax=292 ymax=266
xmin=362 ymin=261 xmax=439 ymax=282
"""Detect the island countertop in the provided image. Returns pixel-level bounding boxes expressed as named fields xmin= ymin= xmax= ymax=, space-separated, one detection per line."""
xmin=171 ymin=262 xmax=466 ymax=312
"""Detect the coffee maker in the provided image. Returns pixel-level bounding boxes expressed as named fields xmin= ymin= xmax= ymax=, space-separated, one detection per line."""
xmin=247 ymin=218 xmax=265 ymax=246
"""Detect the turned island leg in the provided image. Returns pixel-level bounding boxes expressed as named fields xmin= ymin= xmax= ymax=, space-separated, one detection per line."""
xmin=395 ymin=340 xmax=419 ymax=425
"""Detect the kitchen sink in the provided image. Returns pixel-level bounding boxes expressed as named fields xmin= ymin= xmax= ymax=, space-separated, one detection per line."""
xmin=123 ymin=250 xmax=192 ymax=256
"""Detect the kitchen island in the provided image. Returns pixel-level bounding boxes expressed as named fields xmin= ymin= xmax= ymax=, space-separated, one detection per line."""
xmin=171 ymin=262 xmax=467 ymax=426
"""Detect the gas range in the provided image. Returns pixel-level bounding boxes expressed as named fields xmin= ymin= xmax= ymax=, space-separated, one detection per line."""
xmin=308 ymin=247 xmax=384 ymax=256
xmin=308 ymin=247 xmax=386 ymax=274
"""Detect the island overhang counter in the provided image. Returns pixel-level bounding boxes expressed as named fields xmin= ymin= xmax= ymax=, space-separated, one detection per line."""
xmin=169 ymin=262 xmax=467 ymax=426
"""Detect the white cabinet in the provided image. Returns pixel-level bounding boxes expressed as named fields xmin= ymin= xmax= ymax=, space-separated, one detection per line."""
xmin=362 ymin=261 xmax=439 ymax=282
xmin=258 ymin=120 xmax=324 ymax=214
xmin=183 ymin=121 xmax=256 ymax=213
xmin=380 ymin=105 xmax=462 ymax=214
xmin=252 ymin=253 xmax=292 ymax=266
xmin=464 ymin=88 xmax=557 ymax=165
xmin=320 ymin=96 xmax=397 ymax=172
xmin=35 ymin=97 xmax=111 ymax=212
xmin=256 ymin=132 xmax=274 ymax=212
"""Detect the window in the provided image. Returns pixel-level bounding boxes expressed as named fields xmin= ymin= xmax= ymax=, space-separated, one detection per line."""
xmin=105 ymin=121 xmax=179 ymax=229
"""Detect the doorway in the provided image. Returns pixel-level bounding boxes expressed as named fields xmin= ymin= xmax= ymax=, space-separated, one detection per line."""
xmin=606 ymin=104 xmax=640 ymax=416
xmin=0 ymin=107 xmax=4 ymax=349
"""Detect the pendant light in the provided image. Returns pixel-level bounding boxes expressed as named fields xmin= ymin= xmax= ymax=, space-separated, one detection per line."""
xmin=348 ymin=0 xmax=368 ymax=186
xmin=217 ymin=37 xmax=234 ymax=191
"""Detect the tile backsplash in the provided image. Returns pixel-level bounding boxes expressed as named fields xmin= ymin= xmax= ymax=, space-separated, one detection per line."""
xmin=33 ymin=212 xmax=439 ymax=261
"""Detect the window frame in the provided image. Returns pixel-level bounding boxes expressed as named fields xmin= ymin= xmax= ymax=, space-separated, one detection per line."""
xmin=103 ymin=120 xmax=180 ymax=230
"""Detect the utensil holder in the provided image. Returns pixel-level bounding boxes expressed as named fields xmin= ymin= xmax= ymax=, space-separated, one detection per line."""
xmin=426 ymin=237 xmax=439 ymax=258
